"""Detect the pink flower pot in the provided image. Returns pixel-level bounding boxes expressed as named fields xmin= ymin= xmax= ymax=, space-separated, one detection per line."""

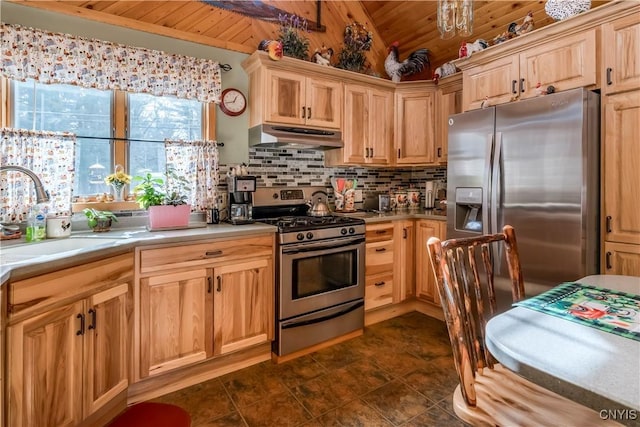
xmin=148 ymin=205 xmax=191 ymax=230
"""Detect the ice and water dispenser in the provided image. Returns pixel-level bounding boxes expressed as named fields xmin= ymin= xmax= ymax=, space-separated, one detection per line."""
xmin=454 ymin=187 xmax=483 ymax=233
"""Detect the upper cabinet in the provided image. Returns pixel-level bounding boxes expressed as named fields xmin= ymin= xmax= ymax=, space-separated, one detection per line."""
xmin=243 ymin=53 xmax=342 ymax=130
xmin=395 ymin=83 xmax=437 ymax=165
xmin=462 ymin=30 xmax=596 ymax=111
xmin=263 ymin=69 xmax=342 ymax=129
xmin=327 ymin=83 xmax=393 ymax=166
xmin=602 ymin=13 xmax=640 ymax=95
xmin=435 ymin=74 xmax=462 ymax=163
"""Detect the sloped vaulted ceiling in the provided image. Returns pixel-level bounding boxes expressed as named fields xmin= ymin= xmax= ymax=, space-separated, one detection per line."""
xmin=7 ymin=0 xmax=611 ymax=80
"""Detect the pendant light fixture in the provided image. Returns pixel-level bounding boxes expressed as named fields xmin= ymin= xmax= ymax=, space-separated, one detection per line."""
xmin=437 ymin=0 xmax=474 ymax=40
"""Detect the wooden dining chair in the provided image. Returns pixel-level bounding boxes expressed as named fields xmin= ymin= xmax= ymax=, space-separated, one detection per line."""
xmin=427 ymin=225 xmax=622 ymax=426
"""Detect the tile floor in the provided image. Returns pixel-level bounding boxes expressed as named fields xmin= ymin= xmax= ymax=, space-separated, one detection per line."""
xmin=152 ymin=312 xmax=467 ymax=426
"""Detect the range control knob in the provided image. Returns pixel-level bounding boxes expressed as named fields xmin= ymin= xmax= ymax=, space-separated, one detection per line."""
xmin=296 ymin=233 xmax=305 ymax=241
xmin=348 ymin=227 xmax=355 ymax=234
xmin=306 ymin=232 xmax=314 ymax=240
xmin=340 ymin=228 xmax=348 ymax=235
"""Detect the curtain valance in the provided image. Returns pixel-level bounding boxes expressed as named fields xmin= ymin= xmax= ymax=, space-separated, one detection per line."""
xmin=0 ymin=23 xmax=222 ymax=104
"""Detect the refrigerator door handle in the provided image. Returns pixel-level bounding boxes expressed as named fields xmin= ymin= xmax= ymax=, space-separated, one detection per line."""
xmin=483 ymin=132 xmax=494 ymax=234
xmin=492 ymin=131 xmax=503 ymax=270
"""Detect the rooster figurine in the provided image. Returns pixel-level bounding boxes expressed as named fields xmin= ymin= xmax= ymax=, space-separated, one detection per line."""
xmin=385 ymin=41 xmax=430 ymax=83
xmin=508 ymin=11 xmax=535 ymax=37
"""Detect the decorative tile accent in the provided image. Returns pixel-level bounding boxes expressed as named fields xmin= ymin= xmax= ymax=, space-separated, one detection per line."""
xmin=218 ymin=147 xmax=447 ymax=204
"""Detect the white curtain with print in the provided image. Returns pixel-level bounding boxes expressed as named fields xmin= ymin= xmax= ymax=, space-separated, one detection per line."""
xmin=164 ymin=139 xmax=219 ymax=212
xmin=0 ymin=128 xmax=76 ymax=222
xmin=0 ymin=23 xmax=222 ymax=104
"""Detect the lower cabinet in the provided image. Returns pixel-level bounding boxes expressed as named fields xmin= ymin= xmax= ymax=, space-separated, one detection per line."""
xmin=139 ymin=268 xmax=213 ymax=378
xmin=416 ymin=219 xmax=446 ymax=304
xmin=213 ymin=258 xmax=273 ymax=355
xmin=604 ymin=242 xmax=640 ymax=276
xmin=394 ymin=220 xmax=415 ymax=301
xmin=364 ymin=222 xmax=395 ymax=310
xmin=6 ymin=255 xmax=131 ymax=427
xmin=137 ymin=234 xmax=275 ymax=379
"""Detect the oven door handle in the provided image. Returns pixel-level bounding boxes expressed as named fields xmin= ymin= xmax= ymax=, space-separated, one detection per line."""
xmin=281 ymin=300 xmax=364 ymax=330
xmin=282 ymin=237 xmax=365 ymax=254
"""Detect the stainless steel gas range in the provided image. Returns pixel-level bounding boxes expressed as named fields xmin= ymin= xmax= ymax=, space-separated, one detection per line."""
xmin=253 ymin=187 xmax=365 ymax=357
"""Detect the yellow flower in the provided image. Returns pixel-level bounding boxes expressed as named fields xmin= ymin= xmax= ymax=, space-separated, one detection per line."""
xmin=104 ymin=165 xmax=131 ymax=186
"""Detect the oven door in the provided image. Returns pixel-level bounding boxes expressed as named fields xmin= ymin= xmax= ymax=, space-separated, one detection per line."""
xmin=279 ymin=235 xmax=365 ymax=320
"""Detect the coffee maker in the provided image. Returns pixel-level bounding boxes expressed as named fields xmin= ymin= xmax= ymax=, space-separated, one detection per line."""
xmin=227 ymin=175 xmax=256 ymax=224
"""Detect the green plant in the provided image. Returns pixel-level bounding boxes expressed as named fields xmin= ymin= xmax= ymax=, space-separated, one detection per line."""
xmin=278 ymin=13 xmax=310 ymax=60
xmin=82 ymin=208 xmax=118 ymax=229
xmin=133 ymin=168 xmax=190 ymax=209
xmin=336 ymin=22 xmax=373 ymax=74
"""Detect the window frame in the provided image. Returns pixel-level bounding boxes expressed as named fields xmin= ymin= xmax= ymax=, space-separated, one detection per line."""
xmin=1 ymin=76 xmax=217 ymax=193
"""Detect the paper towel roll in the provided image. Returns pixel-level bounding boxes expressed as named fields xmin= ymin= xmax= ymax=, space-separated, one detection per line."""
xmin=425 ymin=181 xmax=435 ymax=208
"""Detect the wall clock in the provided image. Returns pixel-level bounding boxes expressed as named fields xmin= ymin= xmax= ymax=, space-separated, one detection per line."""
xmin=220 ymin=88 xmax=247 ymax=116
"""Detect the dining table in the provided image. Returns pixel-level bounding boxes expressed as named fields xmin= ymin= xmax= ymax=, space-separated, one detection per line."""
xmin=486 ymin=275 xmax=640 ymax=417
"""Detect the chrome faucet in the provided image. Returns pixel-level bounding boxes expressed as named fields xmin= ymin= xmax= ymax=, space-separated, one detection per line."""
xmin=0 ymin=165 xmax=50 ymax=203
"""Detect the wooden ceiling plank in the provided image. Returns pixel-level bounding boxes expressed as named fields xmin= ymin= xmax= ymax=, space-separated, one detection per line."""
xmin=158 ymin=3 xmax=211 ymax=29
xmin=131 ymin=2 xmax=187 ymax=26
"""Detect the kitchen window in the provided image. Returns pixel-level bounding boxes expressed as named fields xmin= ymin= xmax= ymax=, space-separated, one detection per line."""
xmin=5 ymin=78 xmax=215 ymax=197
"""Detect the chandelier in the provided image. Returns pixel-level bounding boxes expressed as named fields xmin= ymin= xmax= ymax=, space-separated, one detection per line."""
xmin=437 ymin=0 xmax=474 ymax=40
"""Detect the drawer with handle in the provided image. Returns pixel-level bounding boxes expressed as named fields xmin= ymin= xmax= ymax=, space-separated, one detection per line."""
xmin=365 ymin=272 xmax=394 ymax=310
xmin=139 ymin=234 xmax=274 ymax=274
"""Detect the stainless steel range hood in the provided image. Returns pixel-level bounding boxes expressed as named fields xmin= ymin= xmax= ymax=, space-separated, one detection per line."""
xmin=249 ymin=124 xmax=343 ymax=150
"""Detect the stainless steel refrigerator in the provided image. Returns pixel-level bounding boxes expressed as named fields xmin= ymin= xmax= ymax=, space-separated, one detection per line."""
xmin=446 ymin=88 xmax=600 ymax=309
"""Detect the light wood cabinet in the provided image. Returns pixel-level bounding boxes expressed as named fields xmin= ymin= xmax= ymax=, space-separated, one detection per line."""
xmin=251 ymin=67 xmax=342 ymax=129
xmin=602 ymin=88 xmax=640 ymax=277
xmin=415 ymin=220 xmax=446 ymax=304
xmin=327 ymin=83 xmax=393 ymax=165
xmin=435 ymin=74 xmax=463 ymax=163
xmin=602 ymin=13 xmax=640 ymax=95
xmin=136 ymin=235 xmax=275 ymax=378
xmin=6 ymin=255 xmax=131 ymax=427
xmin=602 ymin=91 xmax=640 ymax=247
xmin=462 ymin=30 xmax=596 ymax=111
xmin=139 ymin=268 xmax=212 ymax=378
xmin=364 ymin=222 xmax=395 ymax=311
xmin=213 ymin=258 xmax=273 ymax=355
xmin=604 ymin=242 xmax=640 ymax=276
xmin=395 ymin=84 xmax=437 ymax=164
xmin=394 ymin=220 xmax=415 ymax=301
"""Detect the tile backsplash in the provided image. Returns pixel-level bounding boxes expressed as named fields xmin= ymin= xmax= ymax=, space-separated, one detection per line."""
xmin=218 ymin=147 xmax=446 ymax=204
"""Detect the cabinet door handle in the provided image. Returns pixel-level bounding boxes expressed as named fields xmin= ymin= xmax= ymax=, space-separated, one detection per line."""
xmin=216 ymin=275 xmax=222 ymax=292
xmin=207 ymin=276 xmax=213 ymax=293
xmin=520 ymin=78 xmax=525 ymax=93
xmin=370 ymin=148 xmax=374 ymax=157
xmin=606 ymin=67 xmax=613 ymax=86
xmin=397 ymin=148 xmax=401 ymax=159
xmin=437 ymin=147 xmax=442 ymax=158
xmin=403 ymin=228 xmax=408 ymax=239
xmin=375 ymin=247 xmax=386 ymax=252
xmin=205 ymin=250 xmax=223 ymax=258
xmin=512 ymin=80 xmax=517 ymax=94
xmin=87 ymin=308 xmax=97 ymax=330
xmin=76 ymin=313 xmax=85 ymax=336
xmin=375 ymin=230 xmax=386 ymax=234
xmin=606 ymin=216 xmax=612 ymax=233
xmin=374 ymin=281 xmax=386 ymax=287
xmin=606 ymin=251 xmax=613 ymax=270
xmin=307 ymin=107 xmax=311 ymax=119
xmin=301 ymin=106 xmax=306 ymax=118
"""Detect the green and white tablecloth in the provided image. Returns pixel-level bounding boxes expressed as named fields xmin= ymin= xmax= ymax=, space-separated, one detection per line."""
xmin=515 ymin=282 xmax=640 ymax=342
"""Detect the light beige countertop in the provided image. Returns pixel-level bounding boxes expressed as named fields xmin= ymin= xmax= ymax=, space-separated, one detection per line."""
xmin=338 ymin=209 xmax=447 ymax=223
xmin=0 ymin=212 xmax=445 ymax=284
xmin=0 ymin=222 xmax=278 ymax=284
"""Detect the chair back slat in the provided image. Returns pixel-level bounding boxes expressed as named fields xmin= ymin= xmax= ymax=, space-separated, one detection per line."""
xmin=427 ymin=225 xmax=525 ymax=408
